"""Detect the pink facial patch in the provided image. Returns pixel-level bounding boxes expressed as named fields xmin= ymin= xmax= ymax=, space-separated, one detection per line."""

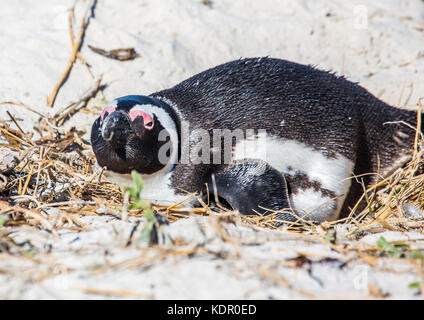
xmin=129 ymin=110 xmax=154 ymax=130
xmin=100 ymin=105 xmax=116 ymax=121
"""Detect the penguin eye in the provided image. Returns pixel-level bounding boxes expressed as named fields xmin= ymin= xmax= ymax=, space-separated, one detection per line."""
xmin=100 ymin=105 xmax=116 ymax=121
xmin=129 ymin=110 xmax=154 ymax=130
xmin=144 ymin=120 xmax=154 ymax=130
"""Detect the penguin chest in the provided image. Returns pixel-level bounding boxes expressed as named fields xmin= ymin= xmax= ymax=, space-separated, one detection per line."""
xmin=232 ymin=137 xmax=355 ymax=221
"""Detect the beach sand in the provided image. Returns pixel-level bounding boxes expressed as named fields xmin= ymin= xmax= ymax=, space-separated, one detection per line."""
xmin=1 ymin=0 xmax=424 ymax=299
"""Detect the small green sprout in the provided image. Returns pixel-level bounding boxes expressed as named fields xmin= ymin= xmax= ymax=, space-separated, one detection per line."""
xmin=324 ymin=229 xmax=336 ymax=244
xmin=408 ymin=282 xmax=420 ymax=290
xmin=408 ymin=281 xmax=422 ymax=295
xmin=376 ymin=236 xmax=409 ymax=259
xmin=376 ymin=237 xmax=424 ymax=294
xmin=123 ymin=170 xmax=171 ymax=247
xmin=0 ymin=214 xmax=8 ymax=228
xmin=376 ymin=236 xmax=424 ymax=261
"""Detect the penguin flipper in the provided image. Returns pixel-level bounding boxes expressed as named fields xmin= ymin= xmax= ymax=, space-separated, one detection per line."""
xmin=208 ymin=159 xmax=295 ymax=222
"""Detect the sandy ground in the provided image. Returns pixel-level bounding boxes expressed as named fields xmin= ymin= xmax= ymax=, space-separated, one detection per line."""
xmin=1 ymin=0 xmax=424 ymax=299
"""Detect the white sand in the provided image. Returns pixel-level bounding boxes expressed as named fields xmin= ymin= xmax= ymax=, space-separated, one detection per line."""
xmin=1 ymin=0 xmax=424 ymax=299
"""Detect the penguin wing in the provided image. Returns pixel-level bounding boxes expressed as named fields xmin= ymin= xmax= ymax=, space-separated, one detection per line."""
xmin=208 ymin=159 xmax=294 ymax=222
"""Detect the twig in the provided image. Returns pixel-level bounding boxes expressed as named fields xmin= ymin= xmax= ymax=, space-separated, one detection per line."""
xmin=46 ymin=0 xmax=96 ymax=107
xmin=36 ymin=200 xmax=96 ymax=210
xmin=74 ymin=287 xmax=154 ymax=298
xmin=52 ymin=76 xmax=103 ymax=126
xmin=88 ymin=45 xmax=139 ymax=61
xmin=0 ymin=101 xmax=47 ymax=118
xmin=68 ymin=4 xmax=93 ymax=78
xmin=6 ymin=111 xmax=35 ymax=146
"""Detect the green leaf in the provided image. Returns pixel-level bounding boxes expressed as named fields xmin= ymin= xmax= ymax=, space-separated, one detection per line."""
xmin=408 ymin=282 xmax=421 ymax=290
xmin=131 ymin=170 xmax=144 ymax=194
xmin=0 ymin=214 xmax=8 ymax=228
xmin=123 ymin=170 xmax=149 ymax=210
xmin=143 ymin=210 xmax=155 ymax=223
xmin=324 ymin=230 xmax=336 ymax=244
xmin=407 ymin=251 xmax=424 ymax=262
xmin=377 ymin=236 xmax=409 ymax=250
xmin=376 ymin=236 xmax=393 ymax=249
xmin=137 ymin=222 xmax=154 ymax=248
xmin=122 ymin=170 xmax=161 ymax=248
xmin=376 ymin=236 xmax=424 ymax=261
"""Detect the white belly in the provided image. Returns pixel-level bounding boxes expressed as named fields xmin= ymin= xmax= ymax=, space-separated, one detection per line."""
xmin=232 ymin=136 xmax=355 ymax=222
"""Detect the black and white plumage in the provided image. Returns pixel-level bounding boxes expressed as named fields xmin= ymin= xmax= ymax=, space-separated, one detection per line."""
xmin=91 ymin=57 xmax=421 ymax=222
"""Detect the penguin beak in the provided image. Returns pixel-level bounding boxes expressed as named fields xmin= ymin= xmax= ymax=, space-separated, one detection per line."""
xmin=101 ymin=111 xmax=131 ymax=142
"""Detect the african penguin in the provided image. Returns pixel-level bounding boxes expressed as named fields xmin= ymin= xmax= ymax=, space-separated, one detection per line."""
xmin=91 ymin=57 xmax=421 ymax=223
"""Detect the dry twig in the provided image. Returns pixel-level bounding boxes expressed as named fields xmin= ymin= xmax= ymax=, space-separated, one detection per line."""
xmin=46 ymin=0 xmax=97 ymax=107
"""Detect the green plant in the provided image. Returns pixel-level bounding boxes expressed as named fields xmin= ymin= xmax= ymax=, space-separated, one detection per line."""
xmin=376 ymin=237 xmax=424 ymax=295
xmin=376 ymin=236 xmax=424 ymax=261
xmin=376 ymin=236 xmax=409 ymax=258
xmin=123 ymin=170 xmax=170 ymax=247
xmin=0 ymin=214 xmax=8 ymax=228
xmin=125 ymin=170 xmax=151 ymax=212
xmin=408 ymin=281 xmax=422 ymax=295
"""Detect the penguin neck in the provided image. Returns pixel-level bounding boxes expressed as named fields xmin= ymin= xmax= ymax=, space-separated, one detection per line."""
xmin=149 ymin=95 xmax=182 ymax=168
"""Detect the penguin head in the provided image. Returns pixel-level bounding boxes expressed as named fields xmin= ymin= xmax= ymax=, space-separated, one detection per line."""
xmin=90 ymin=95 xmax=177 ymax=175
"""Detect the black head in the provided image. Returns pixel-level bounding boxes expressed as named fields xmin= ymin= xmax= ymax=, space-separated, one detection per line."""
xmin=90 ymin=95 xmax=177 ymax=174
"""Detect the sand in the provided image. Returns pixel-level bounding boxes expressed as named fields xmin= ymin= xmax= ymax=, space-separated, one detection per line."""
xmin=1 ymin=0 xmax=424 ymax=299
